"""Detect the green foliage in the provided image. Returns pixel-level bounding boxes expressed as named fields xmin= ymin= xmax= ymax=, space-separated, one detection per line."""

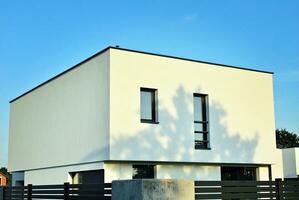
xmin=0 ymin=167 xmax=12 ymax=186
xmin=276 ymin=128 xmax=299 ymax=149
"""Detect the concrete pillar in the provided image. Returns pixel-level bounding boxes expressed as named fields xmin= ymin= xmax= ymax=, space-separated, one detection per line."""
xmin=112 ymin=179 xmax=194 ymax=200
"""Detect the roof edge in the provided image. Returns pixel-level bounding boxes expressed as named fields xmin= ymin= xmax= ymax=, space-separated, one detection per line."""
xmin=109 ymin=46 xmax=274 ymax=75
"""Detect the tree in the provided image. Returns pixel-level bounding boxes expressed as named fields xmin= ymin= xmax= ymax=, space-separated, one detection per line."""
xmin=0 ymin=167 xmax=12 ymax=186
xmin=276 ymin=128 xmax=299 ymax=149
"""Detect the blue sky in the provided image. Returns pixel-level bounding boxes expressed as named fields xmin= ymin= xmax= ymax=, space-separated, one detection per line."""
xmin=0 ymin=0 xmax=298 ymax=167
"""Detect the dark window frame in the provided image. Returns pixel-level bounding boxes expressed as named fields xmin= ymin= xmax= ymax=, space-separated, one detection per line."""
xmin=140 ymin=87 xmax=158 ymax=124
xmin=193 ymin=93 xmax=210 ymax=150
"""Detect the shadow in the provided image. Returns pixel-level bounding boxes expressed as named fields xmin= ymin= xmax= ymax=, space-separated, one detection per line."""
xmin=82 ymin=86 xmax=259 ymax=179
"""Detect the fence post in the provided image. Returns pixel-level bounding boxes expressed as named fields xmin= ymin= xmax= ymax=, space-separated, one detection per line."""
xmin=275 ymin=178 xmax=283 ymax=200
xmin=0 ymin=186 xmax=4 ymax=200
xmin=64 ymin=182 xmax=70 ymax=200
xmin=27 ymin=184 xmax=32 ymax=200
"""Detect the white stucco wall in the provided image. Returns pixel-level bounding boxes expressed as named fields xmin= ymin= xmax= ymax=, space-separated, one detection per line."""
xmin=257 ymin=166 xmax=270 ymax=181
xmin=104 ymin=162 xmax=272 ymax=181
xmin=104 ymin=163 xmax=133 ymax=182
xmin=295 ymin=148 xmax=299 ymax=175
xmin=108 ymin=48 xmax=282 ymax=178
xmin=24 ymin=162 xmax=104 ymax=185
xmin=156 ymin=164 xmax=220 ymax=180
xmin=104 ymin=162 xmax=220 ymax=182
xmin=282 ymin=148 xmax=299 ymax=178
xmin=8 ymin=51 xmax=110 ymax=172
xmin=8 ymin=47 xmax=283 ymax=183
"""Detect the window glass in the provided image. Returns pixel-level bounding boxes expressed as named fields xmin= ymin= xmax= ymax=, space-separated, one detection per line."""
xmin=141 ymin=91 xmax=153 ymax=120
xmin=132 ymin=165 xmax=155 ymax=179
xmin=194 ymin=123 xmax=204 ymax=132
xmin=140 ymin=88 xmax=157 ymax=123
xmin=194 ymin=96 xmax=203 ymax=121
xmin=195 ymin=133 xmax=204 ymax=141
xmin=70 ymin=170 xmax=104 ymax=184
xmin=221 ymin=167 xmax=257 ymax=181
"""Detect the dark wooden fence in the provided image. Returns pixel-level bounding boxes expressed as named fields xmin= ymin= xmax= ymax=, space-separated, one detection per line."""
xmin=3 ymin=182 xmax=112 ymax=200
xmin=2 ymin=179 xmax=299 ymax=200
xmin=195 ymin=179 xmax=299 ymax=199
xmin=281 ymin=180 xmax=299 ymax=199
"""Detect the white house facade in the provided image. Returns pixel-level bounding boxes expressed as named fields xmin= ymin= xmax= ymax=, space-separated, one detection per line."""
xmin=282 ymin=147 xmax=299 ymax=179
xmin=8 ymin=47 xmax=283 ymax=185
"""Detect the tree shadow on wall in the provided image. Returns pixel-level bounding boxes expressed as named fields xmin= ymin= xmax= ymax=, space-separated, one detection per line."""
xmin=83 ymin=86 xmax=259 ymax=178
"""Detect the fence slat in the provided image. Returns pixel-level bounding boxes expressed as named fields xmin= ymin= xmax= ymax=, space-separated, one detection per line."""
xmin=27 ymin=184 xmax=32 ymax=200
xmin=64 ymin=182 xmax=70 ymax=200
xmin=194 ymin=179 xmax=297 ymax=200
xmin=195 ymin=180 xmax=276 ymax=186
xmin=3 ymin=182 xmax=111 ymax=200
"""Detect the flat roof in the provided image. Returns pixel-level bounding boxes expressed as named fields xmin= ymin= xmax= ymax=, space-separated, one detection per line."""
xmin=10 ymin=46 xmax=273 ymax=103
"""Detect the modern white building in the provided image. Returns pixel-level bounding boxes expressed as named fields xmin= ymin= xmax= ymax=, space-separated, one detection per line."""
xmin=8 ymin=46 xmax=283 ymax=185
xmin=282 ymin=147 xmax=299 ymax=179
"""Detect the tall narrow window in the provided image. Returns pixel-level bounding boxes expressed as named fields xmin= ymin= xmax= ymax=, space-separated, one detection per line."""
xmin=140 ymin=88 xmax=158 ymax=123
xmin=193 ymin=94 xmax=209 ymax=149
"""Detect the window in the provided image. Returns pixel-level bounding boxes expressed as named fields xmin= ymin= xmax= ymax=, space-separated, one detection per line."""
xmin=70 ymin=170 xmax=104 ymax=184
xmin=221 ymin=167 xmax=257 ymax=181
xmin=140 ymin=88 xmax=158 ymax=123
xmin=132 ymin=165 xmax=156 ymax=179
xmin=193 ymin=94 xmax=210 ymax=149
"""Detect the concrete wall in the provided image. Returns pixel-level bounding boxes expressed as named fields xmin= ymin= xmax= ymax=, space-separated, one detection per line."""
xmin=112 ymin=179 xmax=194 ymax=200
xmin=8 ymin=51 xmax=110 ymax=172
xmin=24 ymin=162 xmax=104 ymax=185
xmin=109 ymin=48 xmax=282 ymax=178
xmin=282 ymin=148 xmax=299 ymax=178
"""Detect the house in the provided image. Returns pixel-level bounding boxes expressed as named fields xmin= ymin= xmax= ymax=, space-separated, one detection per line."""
xmin=282 ymin=147 xmax=299 ymax=180
xmin=0 ymin=172 xmax=7 ymax=186
xmin=8 ymin=46 xmax=283 ymax=185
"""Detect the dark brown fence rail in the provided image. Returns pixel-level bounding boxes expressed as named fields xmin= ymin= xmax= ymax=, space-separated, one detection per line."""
xmin=281 ymin=180 xmax=299 ymax=199
xmin=195 ymin=180 xmax=276 ymax=199
xmin=195 ymin=179 xmax=299 ymax=200
xmin=3 ymin=182 xmax=112 ymax=200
